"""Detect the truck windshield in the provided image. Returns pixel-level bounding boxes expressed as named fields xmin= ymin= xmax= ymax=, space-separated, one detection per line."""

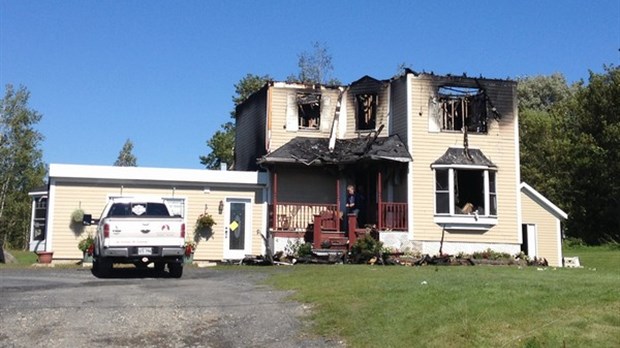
xmin=107 ymin=203 xmax=170 ymax=217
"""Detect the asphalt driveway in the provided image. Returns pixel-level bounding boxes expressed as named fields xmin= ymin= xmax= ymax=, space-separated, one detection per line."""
xmin=0 ymin=266 xmax=342 ymax=348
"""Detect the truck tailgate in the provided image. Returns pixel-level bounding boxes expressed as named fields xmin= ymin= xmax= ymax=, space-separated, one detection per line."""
xmin=103 ymin=218 xmax=184 ymax=246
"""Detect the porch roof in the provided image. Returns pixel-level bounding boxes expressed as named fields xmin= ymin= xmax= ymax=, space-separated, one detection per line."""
xmin=258 ymin=135 xmax=412 ymax=166
xmin=431 ymin=147 xmax=497 ymax=168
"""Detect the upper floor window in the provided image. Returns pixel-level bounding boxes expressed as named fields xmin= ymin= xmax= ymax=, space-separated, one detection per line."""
xmin=355 ymin=93 xmax=377 ymax=131
xmin=434 ymin=87 xmax=488 ymax=133
xmin=297 ymin=93 xmax=321 ymax=129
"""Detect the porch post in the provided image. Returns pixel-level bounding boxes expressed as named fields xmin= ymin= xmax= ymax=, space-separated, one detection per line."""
xmin=336 ymin=178 xmax=340 ymax=233
xmin=272 ymin=170 xmax=278 ymax=230
xmin=378 ymin=171 xmax=383 ymax=229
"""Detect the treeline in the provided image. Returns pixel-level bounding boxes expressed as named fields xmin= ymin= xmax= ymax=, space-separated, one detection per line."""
xmin=518 ymin=66 xmax=619 ymax=244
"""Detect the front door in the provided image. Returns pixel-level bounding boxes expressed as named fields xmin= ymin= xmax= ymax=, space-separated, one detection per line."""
xmin=223 ymin=198 xmax=252 ymax=259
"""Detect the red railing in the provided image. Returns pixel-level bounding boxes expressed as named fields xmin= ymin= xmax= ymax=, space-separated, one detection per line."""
xmin=378 ymin=202 xmax=408 ymax=231
xmin=270 ymin=203 xmax=338 ymax=231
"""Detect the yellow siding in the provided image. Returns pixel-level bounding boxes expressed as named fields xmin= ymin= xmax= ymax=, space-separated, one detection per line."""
xmin=406 ymin=75 xmax=520 ymax=244
xmin=521 ymin=191 xmax=562 ymax=267
xmin=268 ymin=87 xmax=338 ymax=151
xmin=50 ymin=181 xmax=266 ymax=261
xmin=342 ymin=85 xmax=390 ymax=137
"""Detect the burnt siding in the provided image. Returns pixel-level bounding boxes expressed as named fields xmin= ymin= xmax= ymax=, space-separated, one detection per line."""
xmin=235 ymin=88 xmax=267 ymax=171
xmin=389 ymin=75 xmax=409 ymax=142
xmin=408 ymin=75 xmax=520 ymax=244
xmin=343 ymin=81 xmax=390 ymax=137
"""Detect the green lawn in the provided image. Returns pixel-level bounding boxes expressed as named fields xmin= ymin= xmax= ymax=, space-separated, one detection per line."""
xmin=0 ymin=249 xmax=38 ymax=266
xmin=267 ymin=246 xmax=620 ymax=348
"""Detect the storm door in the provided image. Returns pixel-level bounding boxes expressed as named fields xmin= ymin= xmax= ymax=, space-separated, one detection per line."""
xmin=223 ymin=198 xmax=252 ymax=259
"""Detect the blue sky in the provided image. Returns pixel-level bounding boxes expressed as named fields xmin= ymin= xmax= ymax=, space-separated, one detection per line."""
xmin=1 ymin=0 xmax=618 ymax=169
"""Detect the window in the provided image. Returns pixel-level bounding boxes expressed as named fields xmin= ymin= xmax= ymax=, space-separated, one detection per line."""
xmin=436 ymin=87 xmax=487 ymax=133
xmin=434 ymin=168 xmax=497 ymax=217
xmin=297 ymin=93 xmax=321 ymax=129
xmin=355 ymin=93 xmax=377 ymax=130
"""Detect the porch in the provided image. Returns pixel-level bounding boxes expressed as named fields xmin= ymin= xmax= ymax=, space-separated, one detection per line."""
xmin=269 ymin=201 xmax=408 ymax=250
xmin=261 ymin=134 xmax=412 ymax=252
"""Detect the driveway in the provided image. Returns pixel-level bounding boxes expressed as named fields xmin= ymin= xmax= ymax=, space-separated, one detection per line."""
xmin=0 ymin=267 xmax=341 ymax=348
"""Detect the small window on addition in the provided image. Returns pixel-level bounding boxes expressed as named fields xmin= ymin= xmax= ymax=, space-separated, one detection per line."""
xmin=297 ymin=93 xmax=321 ymax=129
xmin=437 ymin=86 xmax=488 ymax=133
xmin=355 ymin=93 xmax=377 ymax=130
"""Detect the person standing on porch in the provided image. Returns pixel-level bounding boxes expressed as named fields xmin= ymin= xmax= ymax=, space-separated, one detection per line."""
xmin=346 ymin=185 xmax=359 ymax=216
xmin=345 ymin=185 xmax=360 ymax=229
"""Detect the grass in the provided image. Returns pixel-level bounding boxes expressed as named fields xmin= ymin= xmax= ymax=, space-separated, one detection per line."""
xmin=267 ymin=245 xmax=620 ymax=348
xmin=0 ymin=249 xmax=38 ymax=266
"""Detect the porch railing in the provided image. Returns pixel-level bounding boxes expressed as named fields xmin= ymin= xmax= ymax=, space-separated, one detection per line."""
xmin=270 ymin=203 xmax=338 ymax=231
xmin=378 ymin=202 xmax=408 ymax=231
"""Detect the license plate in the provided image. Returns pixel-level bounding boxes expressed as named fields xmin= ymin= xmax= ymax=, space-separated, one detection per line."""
xmin=138 ymin=247 xmax=152 ymax=255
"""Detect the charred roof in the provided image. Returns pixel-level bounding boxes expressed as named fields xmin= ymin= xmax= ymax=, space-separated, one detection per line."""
xmin=258 ymin=135 xmax=412 ymax=166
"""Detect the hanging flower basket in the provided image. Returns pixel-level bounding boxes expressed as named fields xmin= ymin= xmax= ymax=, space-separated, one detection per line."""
xmin=195 ymin=213 xmax=216 ymax=230
xmin=71 ymin=209 xmax=85 ymax=223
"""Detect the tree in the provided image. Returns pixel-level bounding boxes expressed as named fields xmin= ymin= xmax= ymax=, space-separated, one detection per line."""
xmin=556 ymin=66 xmax=620 ymax=243
xmin=287 ymin=41 xmax=340 ymax=85
xmin=517 ymin=67 xmax=620 ymax=244
xmin=517 ymin=74 xmax=573 ymax=201
xmin=199 ymin=122 xmax=235 ymax=169
xmin=200 ymin=74 xmax=271 ymax=169
xmin=0 ymin=84 xmax=46 ymax=249
xmin=114 ymin=139 xmax=137 ymax=166
xmin=517 ymin=73 xmax=572 ymax=112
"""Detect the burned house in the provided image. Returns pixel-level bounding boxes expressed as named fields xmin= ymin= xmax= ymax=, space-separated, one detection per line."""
xmin=232 ymin=70 xmax=565 ymax=266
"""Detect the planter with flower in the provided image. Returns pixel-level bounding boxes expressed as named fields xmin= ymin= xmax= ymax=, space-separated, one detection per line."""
xmin=194 ymin=213 xmax=216 ymax=240
xmin=78 ymin=234 xmax=95 ymax=263
xmin=184 ymin=240 xmax=196 ymax=264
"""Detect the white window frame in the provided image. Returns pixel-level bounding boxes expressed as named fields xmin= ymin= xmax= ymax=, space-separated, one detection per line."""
xmin=432 ymin=165 xmax=498 ymax=231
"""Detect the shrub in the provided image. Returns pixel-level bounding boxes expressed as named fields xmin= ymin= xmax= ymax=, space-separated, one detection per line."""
xmin=350 ymin=234 xmax=383 ymax=263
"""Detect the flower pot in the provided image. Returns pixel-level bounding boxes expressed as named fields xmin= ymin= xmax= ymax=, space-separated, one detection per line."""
xmin=82 ymin=252 xmax=93 ymax=263
xmin=36 ymin=251 xmax=54 ymax=264
xmin=184 ymin=253 xmax=194 ymax=264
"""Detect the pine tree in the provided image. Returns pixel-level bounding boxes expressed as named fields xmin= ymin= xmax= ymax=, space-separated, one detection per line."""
xmin=114 ymin=139 xmax=137 ymax=166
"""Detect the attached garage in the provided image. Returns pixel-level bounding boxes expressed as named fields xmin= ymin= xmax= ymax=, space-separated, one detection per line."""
xmin=29 ymin=164 xmax=269 ymax=262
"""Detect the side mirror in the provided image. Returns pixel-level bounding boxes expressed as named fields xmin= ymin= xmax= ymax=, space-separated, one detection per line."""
xmin=82 ymin=214 xmax=93 ymax=226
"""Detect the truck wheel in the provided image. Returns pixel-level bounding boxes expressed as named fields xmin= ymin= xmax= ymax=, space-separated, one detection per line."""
xmin=94 ymin=258 xmax=112 ymax=278
xmin=154 ymin=262 xmax=165 ymax=273
xmin=168 ymin=262 xmax=183 ymax=278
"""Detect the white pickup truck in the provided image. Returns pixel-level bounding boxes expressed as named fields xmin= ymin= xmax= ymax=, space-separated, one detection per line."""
xmin=85 ymin=197 xmax=186 ymax=278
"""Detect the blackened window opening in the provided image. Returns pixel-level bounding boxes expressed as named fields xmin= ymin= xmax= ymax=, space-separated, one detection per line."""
xmin=438 ymin=87 xmax=488 ymax=133
xmin=455 ymin=170 xmax=484 ymax=214
xmin=297 ymin=93 xmax=321 ymax=129
xmin=355 ymin=93 xmax=377 ymax=130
